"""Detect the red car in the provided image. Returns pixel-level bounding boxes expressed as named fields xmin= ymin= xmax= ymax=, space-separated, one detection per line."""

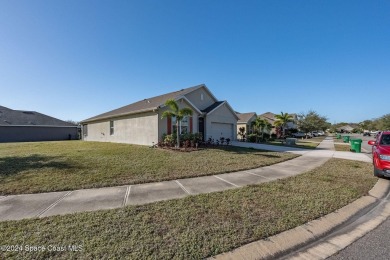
xmin=368 ymin=131 xmax=390 ymax=177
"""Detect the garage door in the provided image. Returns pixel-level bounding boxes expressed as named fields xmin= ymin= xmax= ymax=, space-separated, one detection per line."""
xmin=210 ymin=122 xmax=234 ymax=140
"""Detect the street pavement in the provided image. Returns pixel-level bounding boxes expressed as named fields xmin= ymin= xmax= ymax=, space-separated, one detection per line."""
xmin=328 ymin=218 xmax=390 ymax=260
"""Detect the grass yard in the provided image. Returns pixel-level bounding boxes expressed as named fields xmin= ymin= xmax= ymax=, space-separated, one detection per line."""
xmin=334 ymin=144 xmax=353 ymax=151
xmin=0 ymin=141 xmax=297 ymax=195
xmin=266 ymin=140 xmax=319 ymax=149
xmin=0 ymin=159 xmax=377 ymax=259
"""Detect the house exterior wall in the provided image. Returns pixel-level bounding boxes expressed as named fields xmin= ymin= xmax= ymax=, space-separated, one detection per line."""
xmin=157 ymin=99 xmax=200 ymax=141
xmin=205 ymin=103 xmax=237 ymax=141
xmin=184 ymin=87 xmax=215 ymax=111
xmin=83 ymin=111 xmax=159 ymax=146
xmin=0 ymin=126 xmax=78 ymax=143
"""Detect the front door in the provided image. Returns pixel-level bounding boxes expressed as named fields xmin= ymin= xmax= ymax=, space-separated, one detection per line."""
xmin=198 ymin=117 xmax=205 ymax=141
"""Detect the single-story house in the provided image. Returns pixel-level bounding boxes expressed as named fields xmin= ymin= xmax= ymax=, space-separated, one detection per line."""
xmin=258 ymin=112 xmax=298 ymax=133
xmin=337 ymin=124 xmax=355 ymax=133
xmin=81 ymin=84 xmax=239 ymax=146
xmin=0 ymin=106 xmax=78 ymax=143
xmin=236 ymin=112 xmax=257 ymax=139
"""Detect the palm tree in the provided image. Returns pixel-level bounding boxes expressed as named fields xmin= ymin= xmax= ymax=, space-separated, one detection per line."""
xmin=161 ymin=99 xmax=193 ymax=148
xmin=251 ymin=117 xmax=267 ymax=142
xmin=274 ymin=112 xmax=294 ymax=137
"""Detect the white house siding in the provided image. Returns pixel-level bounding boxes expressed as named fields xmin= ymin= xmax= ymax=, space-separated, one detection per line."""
xmin=0 ymin=126 xmax=78 ymax=143
xmin=157 ymin=99 xmax=200 ymax=140
xmin=184 ymin=87 xmax=215 ymax=110
xmin=83 ymin=111 xmax=159 ymax=146
xmin=205 ymin=104 xmax=237 ymax=141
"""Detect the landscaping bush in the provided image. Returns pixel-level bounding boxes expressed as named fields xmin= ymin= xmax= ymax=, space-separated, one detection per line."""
xmin=247 ymin=134 xmax=257 ymax=143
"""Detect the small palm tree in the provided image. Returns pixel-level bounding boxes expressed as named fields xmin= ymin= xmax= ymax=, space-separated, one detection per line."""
xmin=251 ymin=117 xmax=267 ymax=142
xmin=161 ymin=99 xmax=193 ymax=148
xmin=274 ymin=112 xmax=294 ymax=137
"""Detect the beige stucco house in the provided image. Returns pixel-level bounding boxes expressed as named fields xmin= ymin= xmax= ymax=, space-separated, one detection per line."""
xmin=81 ymin=84 xmax=238 ymax=145
xmin=236 ymin=112 xmax=257 ymax=139
xmin=258 ymin=112 xmax=298 ymax=134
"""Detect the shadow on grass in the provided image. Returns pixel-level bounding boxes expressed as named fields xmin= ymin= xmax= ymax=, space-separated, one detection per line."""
xmin=0 ymin=154 xmax=74 ymax=176
xmin=211 ymin=146 xmax=283 ymax=158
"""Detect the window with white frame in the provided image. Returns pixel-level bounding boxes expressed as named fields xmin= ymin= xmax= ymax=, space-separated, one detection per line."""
xmin=171 ymin=116 xmax=189 ymax=134
xmin=110 ymin=121 xmax=114 ymax=135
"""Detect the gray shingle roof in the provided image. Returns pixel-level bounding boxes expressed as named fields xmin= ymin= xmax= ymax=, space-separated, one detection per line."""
xmin=0 ymin=106 xmax=76 ymax=127
xmin=237 ymin=112 xmax=257 ymax=123
xmin=82 ymin=84 xmax=205 ymax=123
xmin=201 ymin=101 xmax=224 ymax=113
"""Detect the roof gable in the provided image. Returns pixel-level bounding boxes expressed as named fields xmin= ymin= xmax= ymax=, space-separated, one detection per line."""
xmin=237 ymin=112 xmax=257 ymax=123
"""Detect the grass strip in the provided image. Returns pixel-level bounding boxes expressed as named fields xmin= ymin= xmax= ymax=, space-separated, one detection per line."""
xmin=334 ymin=144 xmax=353 ymax=151
xmin=0 ymin=158 xmax=377 ymax=259
xmin=0 ymin=141 xmax=297 ymax=195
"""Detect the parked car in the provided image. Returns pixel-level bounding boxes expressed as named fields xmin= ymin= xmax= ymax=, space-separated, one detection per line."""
xmin=292 ymin=132 xmax=312 ymax=138
xmin=363 ymin=132 xmax=371 ymax=136
xmin=311 ymin=131 xmax=319 ymax=137
xmin=368 ymin=131 xmax=390 ymax=177
xmin=317 ymin=131 xmax=325 ymax=136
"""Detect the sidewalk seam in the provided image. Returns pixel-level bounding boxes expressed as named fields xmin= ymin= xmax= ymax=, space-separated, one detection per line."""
xmin=36 ymin=191 xmax=73 ymax=217
xmin=175 ymin=180 xmax=191 ymax=195
xmin=243 ymin=170 xmax=272 ymax=180
xmin=213 ymin=175 xmax=240 ymax=187
xmin=122 ymin=186 xmax=131 ymax=207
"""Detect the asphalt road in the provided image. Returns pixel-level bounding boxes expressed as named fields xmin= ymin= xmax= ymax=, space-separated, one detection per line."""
xmin=327 ymin=212 xmax=390 ymax=260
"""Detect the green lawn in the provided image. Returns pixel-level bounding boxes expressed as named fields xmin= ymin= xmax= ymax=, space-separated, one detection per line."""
xmin=0 ymin=141 xmax=298 ymax=195
xmin=266 ymin=140 xmax=319 ymax=149
xmin=334 ymin=144 xmax=352 ymax=152
xmin=0 ymin=159 xmax=377 ymax=259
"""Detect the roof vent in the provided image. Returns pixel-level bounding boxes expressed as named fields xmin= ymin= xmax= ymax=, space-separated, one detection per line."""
xmin=23 ymin=111 xmax=34 ymax=115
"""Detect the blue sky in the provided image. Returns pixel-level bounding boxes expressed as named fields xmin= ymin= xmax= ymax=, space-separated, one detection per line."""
xmin=1 ymin=1 xmax=389 ymax=124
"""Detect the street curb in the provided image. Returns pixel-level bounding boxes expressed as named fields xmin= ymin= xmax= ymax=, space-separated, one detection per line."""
xmin=211 ymin=179 xmax=390 ymax=260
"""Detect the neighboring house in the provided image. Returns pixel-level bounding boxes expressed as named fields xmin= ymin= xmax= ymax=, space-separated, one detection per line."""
xmin=258 ymin=112 xmax=298 ymax=134
xmin=236 ymin=112 xmax=257 ymax=139
xmin=0 ymin=106 xmax=78 ymax=143
xmin=337 ymin=125 xmax=355 ymax=133
xmin=81 ymin=84 xmax=239 ymax=146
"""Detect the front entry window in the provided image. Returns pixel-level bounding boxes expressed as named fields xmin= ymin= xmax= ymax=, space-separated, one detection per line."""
xmin=171 ymin=116 xmax=189 ymax=134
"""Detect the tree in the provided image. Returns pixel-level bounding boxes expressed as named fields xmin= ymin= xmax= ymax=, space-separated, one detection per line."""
xmin=161 ymin=99 xmax=193 ymax=148
xmin=251 ymin=117 xmax=268 ymax=142
xmin=297 ymin=110 xmax=328 ymax=137
xmin=274 ymin=112 xmax=294 ymax=137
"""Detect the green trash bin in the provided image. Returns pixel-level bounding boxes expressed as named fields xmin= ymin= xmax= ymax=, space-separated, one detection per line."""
xmin=349 ymin=138 xmax=356 ymax=151
xmin=343 ymin=136 xmax=350 ymax=143
xmin=337 ymin=134 xmax=341 ymax=139
xmin=351 ymin=139 xmax=362 ymax=153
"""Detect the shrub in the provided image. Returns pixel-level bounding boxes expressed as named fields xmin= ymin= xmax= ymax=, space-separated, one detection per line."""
xmin=247 ymin=134 xmax=257 ymax=143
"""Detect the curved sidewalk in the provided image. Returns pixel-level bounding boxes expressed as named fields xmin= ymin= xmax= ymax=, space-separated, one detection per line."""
xmin=0 ymin=137 xmax=370 ymax=221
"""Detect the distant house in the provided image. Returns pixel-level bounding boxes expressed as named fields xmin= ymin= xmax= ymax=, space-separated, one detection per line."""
xmin=0 ymin=106 xmax=78 ymax=143
xmin=81 ymin=84 xmax=239 ymax=145
xmin=258 ymin=112 xmax=298 ymax=133
xmin=236 ymin=112 xmax=257 ymax=139
xmin=337 ymin=125 xmax=355 ymax=133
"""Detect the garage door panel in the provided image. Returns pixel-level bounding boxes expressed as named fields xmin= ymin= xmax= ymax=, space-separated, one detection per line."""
xmin=210 ymin=123 xmax=233 ymax=140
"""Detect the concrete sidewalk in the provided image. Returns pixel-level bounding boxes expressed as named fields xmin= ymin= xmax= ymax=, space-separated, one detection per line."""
xmin=0 ymin=137 xmax=371 ymax=221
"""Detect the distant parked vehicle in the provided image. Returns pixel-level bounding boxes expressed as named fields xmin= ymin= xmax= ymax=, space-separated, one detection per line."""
xmin=370 ymin=130 xmax=379 ymax=135
xmin=317 ymin=131 xmax=325 ymax=136
xmin=363 ymin=132 xmax=371 ymax=137
xmin=292 ymin=132 xmax=312 ymax=138
xmin=312 ymin=131 xmax=319 ymax=137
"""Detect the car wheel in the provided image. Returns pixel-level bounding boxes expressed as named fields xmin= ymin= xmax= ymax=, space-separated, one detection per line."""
xmin=374 ymin=166 xmax=383 ymax=177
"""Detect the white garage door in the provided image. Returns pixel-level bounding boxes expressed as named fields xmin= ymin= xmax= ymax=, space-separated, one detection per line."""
xmin=210 ymin=122 xmax=234 ymax=140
